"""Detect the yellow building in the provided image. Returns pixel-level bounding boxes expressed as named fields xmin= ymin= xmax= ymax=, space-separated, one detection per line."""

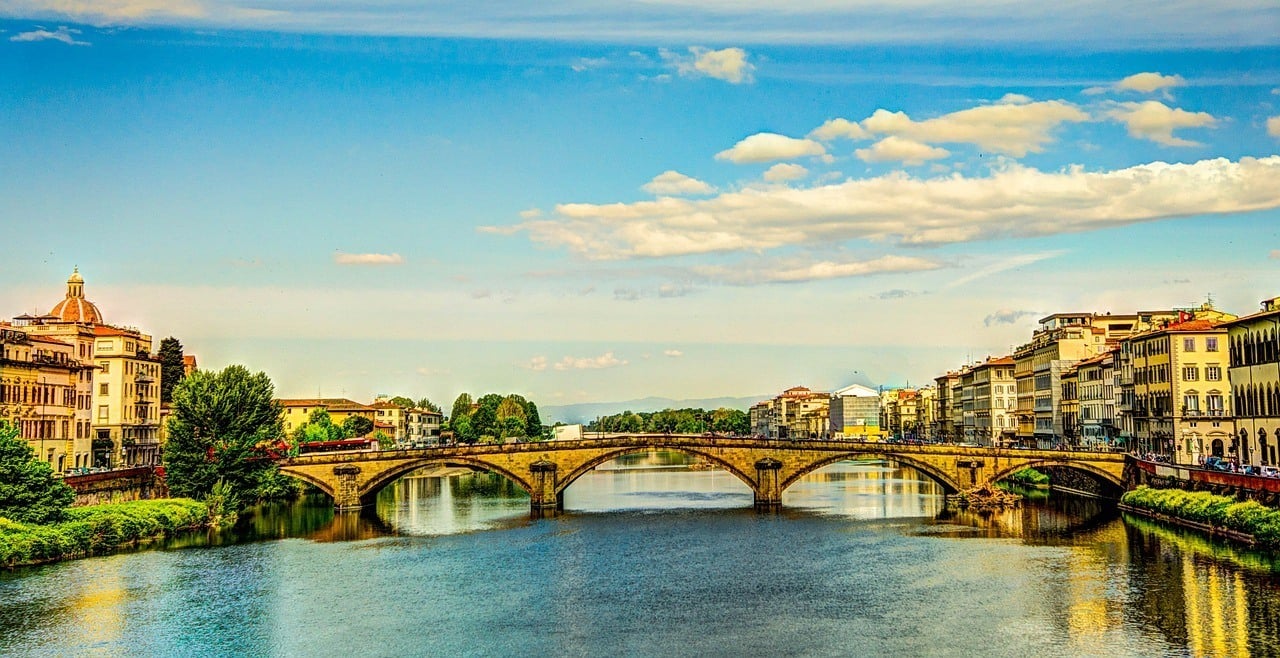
xmin=752 ymin=386 xmax=830 ymax=439
xmin=0 ymin=328 xmax=86 ymax=471
xmin=5 ymin=269 xmax=161 ymax=469
xmin=970 ymin=356 xmax=1016 ymax=446
xmin=1223 ymin=297 xmax=1280 ymax=467
xmin=91 ymin=325 xmax=163 ymax=466
xmin=278 ymin=398 xmax=376 ymax=434
xmin=1125 ymin=318 xmax=1235 ymax=465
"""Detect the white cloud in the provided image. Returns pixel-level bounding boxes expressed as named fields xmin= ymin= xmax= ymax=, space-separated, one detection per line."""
xmin=1105 ymin=101 xmax=1216 ymax=146
xmin=642 ymin=170 xmax=716 ymax=195
xmin=525 ymin=356 xmax=548 ymax=371
xmin=497 ymin=156 xmax=1280 ymax=260
xmin=553 ymin=351 xmax=628 ymax=370
xmin=9 ymin=26 xmax=89 ymax=45
xmin=661 ymin=46 xmax=755 ymax=84
xmin=663 ymin=349 xmax=683 ymax=357
xmin=997 ymin=93 xmax=1032 ymax=104
xmin=692 ymin=254 xmax=944 ymax=285
xmin=571 ymin=57 xmax=608 ymax=72
xmin=808 ymin=118 xmax=870 ymax=141
xmin=518 ymin=208 xmax=543 ymax=219
xmin=1116 ymin=72 xmax=1185 ymax=94
xmin=333 ymin=252 xmax=404 ymax=265
xmin=855 ymin=136 xmax=951 ymax=165
xmin=859 ymin=100 xmax=1089 ymax=156
xmin=1268 ymin=116 xmax=1280 ymax=138
xmin=715 ymin=132 xmax=826 ymax=164
xmin=763 ymin=163 xmax=809 ymax=182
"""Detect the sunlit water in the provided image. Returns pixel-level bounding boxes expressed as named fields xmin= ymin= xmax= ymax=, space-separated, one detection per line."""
xmin=4 ymin=452 xmax=1280 ymax=656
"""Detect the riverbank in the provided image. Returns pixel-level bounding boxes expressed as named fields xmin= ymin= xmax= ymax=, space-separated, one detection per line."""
xmin=0 ymin=499 xmax=213 ymax=568
xmin=1119 ymin=485 xmax=1280 ymax=549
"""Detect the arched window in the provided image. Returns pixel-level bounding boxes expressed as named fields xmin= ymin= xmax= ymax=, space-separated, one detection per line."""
xmin=1261 ymin=428 xmax=1270 ymax=466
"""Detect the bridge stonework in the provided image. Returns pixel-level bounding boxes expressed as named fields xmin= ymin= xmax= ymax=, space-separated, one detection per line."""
xmin=277 ymin=436 xmax=1127 ymax=513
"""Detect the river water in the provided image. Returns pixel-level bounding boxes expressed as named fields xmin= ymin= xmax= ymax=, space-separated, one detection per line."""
xmin=4 ymin=452 xmax=1280 ymax=657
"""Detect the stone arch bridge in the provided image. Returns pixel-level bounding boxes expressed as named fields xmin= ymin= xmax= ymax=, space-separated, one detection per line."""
xmin=277 ymin=435 xmax=1127 ymax=514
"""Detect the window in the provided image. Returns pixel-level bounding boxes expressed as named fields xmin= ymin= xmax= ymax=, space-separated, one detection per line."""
xmin=1206 ymin=365 xmax=1222 ymax=381
xmin=1182 ymin=366 xmax=1199 ymax=381
xmin=1207 ymin=394 xmax=1224 ymax=413
xmin=1184 ymin=395 xmax=1200 ymax=413
xmin=98 ymin=361 xmax=109 ymax=374
xmin=1206 ymin=337 xmax=1219 ymax=352
xmin=1184 ymin=337 xmax=1196 ymax=352
xmin=98 ymin=405 xmax=108 ymax=421
xmin=99 ymin=383 xmax=108 ymax=396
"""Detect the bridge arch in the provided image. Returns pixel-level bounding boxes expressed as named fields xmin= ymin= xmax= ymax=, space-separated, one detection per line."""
xmin=279 ymin=457 xmax=537 ymax=508
xmin=779 ymin=451 xmax=962 ymax=495
xmin=554 ymin=446 xmax=759 ymax=499
xmin=988 ymin=459 xmax=1124 ymax=495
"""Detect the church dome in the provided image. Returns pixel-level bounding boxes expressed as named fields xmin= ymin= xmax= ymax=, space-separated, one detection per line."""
xmin=48 ymin=267 xmax=103 ymax=324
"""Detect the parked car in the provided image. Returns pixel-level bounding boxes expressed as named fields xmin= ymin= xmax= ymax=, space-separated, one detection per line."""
xmin=1262 ymin=466 xmax=1280 ymax=478
xmin=1204 ymin=456 xmax=1233 ymax=472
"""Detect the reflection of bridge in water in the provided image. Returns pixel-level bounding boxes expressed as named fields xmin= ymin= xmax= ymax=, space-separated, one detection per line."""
xmin=278 ymin=435 xmax=1127 ymax=514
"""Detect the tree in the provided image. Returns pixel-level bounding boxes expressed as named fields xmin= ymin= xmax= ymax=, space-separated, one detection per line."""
xmin=0 ymin=421 xmax=74 ymax=524
xmin=373 ymin=430 xmax=394 ymax=450
xmin=451 ymin=414 xmax=475 ymax=444
xmin=293 ymin=409 xmax=346 ymax=443
xmin=164 ymin=365 xmax=288 ymax=505
xmin=524 ymin=400 xmax=543 ymax=439
xmin=416 ymin=398 xmax=441 ymax=413
xmin=450 ymin=393 xmax=474 ymax=425
xmin=158 ymin=336 xmax=186 ymax=405
xmin=342 ymin=415 xmax=374 ymax=438
xmin=388 ymin=396 xmax=415 ymax=409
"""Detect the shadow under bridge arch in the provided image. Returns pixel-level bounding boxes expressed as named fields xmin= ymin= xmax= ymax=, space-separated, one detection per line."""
xmin=778 ymin=451 xmax=964 ymax=496
xmin=553 ymin=446 xmax=762 ymax=503
xmin=989 ymin=459 xmax=1125 ymax=498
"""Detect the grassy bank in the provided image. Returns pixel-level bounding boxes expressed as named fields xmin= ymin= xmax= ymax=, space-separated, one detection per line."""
xmin=1006 ymin=468 xmax=1050 ymax=487
xmin=0 ymin=499 xmax=212 ymax=568
xmin=1121 ymin=486 xmax=1280 ymax=549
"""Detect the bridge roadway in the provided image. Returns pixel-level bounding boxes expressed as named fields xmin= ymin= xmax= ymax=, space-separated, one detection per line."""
xmin=277 ymin=434 xmax=1127 ymax=514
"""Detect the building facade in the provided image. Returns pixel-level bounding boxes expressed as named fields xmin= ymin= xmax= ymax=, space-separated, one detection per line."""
xmin=0 ymin=328 xmax=86 ymax=470
xmin=1224 ymin=298 xmax=1280 ymax=468
xmin=828 ymin=383 xmax=882 ymax=440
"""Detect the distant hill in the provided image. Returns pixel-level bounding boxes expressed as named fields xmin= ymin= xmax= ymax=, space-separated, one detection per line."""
xmin=541 ymin=395 xmax=769 ymax=425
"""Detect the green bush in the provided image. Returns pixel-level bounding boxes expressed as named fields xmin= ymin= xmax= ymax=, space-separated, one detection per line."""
xmin=0 ymin=499 xmax=211 ymax=567
xmin=1122 ymin=486 xmax=1280 ymax=549
xmin=1007 ymin=468 xmax=1050 ymax=486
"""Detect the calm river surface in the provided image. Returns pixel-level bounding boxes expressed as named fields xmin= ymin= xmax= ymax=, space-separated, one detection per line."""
xmin=5 ymin=452 xmax=1280 ymax=657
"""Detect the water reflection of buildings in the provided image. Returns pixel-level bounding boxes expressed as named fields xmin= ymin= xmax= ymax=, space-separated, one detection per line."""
xmin=782 ymin=461 xmax=945 ymax=519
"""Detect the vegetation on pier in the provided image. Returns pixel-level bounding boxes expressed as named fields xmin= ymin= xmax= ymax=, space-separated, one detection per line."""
xmin=1006 ymin=468 xmax=1050 ymax=487
xmin=0 ymin=498 xmax=212 ymax=567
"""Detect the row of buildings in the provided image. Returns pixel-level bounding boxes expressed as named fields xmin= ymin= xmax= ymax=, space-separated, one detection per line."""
xmin=0 ymin=269 xmax=171 ymax=471
xmin=278 ymin=397 xmax=443 ymax=446
xmin=750 ymin=294 xmax=1280 ymax=469
xmin=0 ymin=269 xmax=446 ymax=475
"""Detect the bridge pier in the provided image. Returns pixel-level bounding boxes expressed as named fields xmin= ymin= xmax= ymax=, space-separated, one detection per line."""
xmin=333 ymin=465 xmax=365 ymax=511
xmin=754 ymin=457 xmax=783 ymax=511
xmin=530 ymin=459 xmax=561 ymax=518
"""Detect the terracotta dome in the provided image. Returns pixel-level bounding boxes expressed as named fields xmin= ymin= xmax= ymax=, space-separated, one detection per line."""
xmin=48 ymin=268 xmax=103 ymax=324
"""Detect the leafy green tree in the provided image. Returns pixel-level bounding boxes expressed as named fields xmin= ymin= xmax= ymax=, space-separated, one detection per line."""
xmin=342 ymin=415 xmax=373 ymax=437
xmin=524 ymin=400 xmax=543 ymax=439
xmin=293 ymin=409 xmax=346 ymax=443
xmin=451 ymin=414 xmax=475 ymax=444
xmin=373 ymin=430 xmax=394 ymax=450
xmin=163 ymin=365 xmax=288 ymax=505
xmin=158 ymin=336 xmax=186 ymax=405
xmin=416 ymin=398 xmax=441 ymax=413
xmin=450 ymin=393 xmax=474 ymax=425
xmin=389 ymin=396 xmax=415 ymax=408
xmin=0 ymin=421 xmax=75 ymax=524
xmin=496 ymin=396 xmax=527 ymax=436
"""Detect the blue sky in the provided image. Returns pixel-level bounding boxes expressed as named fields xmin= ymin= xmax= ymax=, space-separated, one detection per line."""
xmin=2 ymin=2 xmax=1279 ymax=408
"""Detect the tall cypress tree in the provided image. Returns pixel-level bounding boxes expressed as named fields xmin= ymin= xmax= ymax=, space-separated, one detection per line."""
xmin=158 ymin=336 xmax=186 ymax=404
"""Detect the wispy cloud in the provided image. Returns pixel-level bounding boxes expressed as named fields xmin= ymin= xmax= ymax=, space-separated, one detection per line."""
xmin=876 ymin=289 xmax=918 ymax=300
xmin=693 ymin=254 xmax=943 ymax=286
xmin=660 ymin=46 xmax=754 ymax=84
xmin=762 ymin=163 xmax=809 ymax=182
xmin=858 ymin=98 xmax=1088 ymax=157
xmin=945 ymin=251 xmax=1065 ymax=289
xmin=9 ymin=26 xmax=89 ymax=45
xmin=333 ymin=252 xmax=404 ymax=265
xmin=571 ymin=56 xmax=608 ymax=72
xmin=525 ymin=356 xmax=548 ymax=371
xmin=663 ymin=349 xmax=683 ymax=358
xmin=1085 ymin=72 xmax=1186 ymax=97
xmin=553 ymin=351 xmax=628 ymax=370
xmin=855 ymin=136 xmax=950 ymax=165
xmin=1268 ymin=116 xmax=1280 ymax=138
xmin=984 ymin=309 xmax=1041 ymax=327
xmin=499 ymin=156 xmax=1280 ymax=260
